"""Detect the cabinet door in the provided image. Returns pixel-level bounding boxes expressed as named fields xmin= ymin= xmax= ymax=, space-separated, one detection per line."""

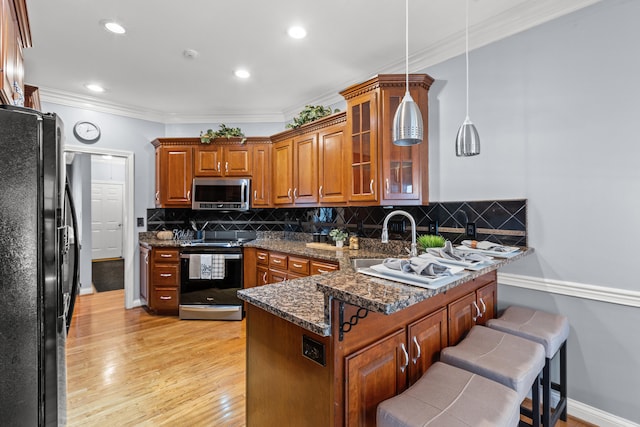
xmin=139 ymin=245 xmax=150 ymax=303
xmin=292 ymin=133 xmax=318 ymax=204
xmin=407 ymin=308 xmax=448 ymax=386
xmin=347 ymin=92 xmax=378 ymax=203
xmin=158 ymin=146 xmax=193 ymax=207
xmin=318 ymin=124 xmax=347 ymax=204
xmin=269 ymin=269 xmax=288 ymax=283
xmin=345 ymin=329 xmax=407 ymax=427
xmin=448 ymin=292 xmax=477 ymax=346
xmin=272 ymin=140 xmax=294 ymax=205
xmin=153 ymin=286 xmax=179 ymax=313
xmin=1 ymin=0 xmax=21 ymax=105
xmin=256 ymin=265 xmax=269 ymax=286
xmin=252 ymin=144 xmax=271 ymax=207
xmin=476 ymin=281 xmax=497 ymax=326
xmin=224 ymin=145 xmax=252 ymax=176
xmin=379 ymin=89 xmax=422 ymax=203
xmin=194 ymin=145 xmax=223 ymax=177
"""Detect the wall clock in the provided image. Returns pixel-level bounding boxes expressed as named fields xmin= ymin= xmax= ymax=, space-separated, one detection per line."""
xmin=73 ymin=121 xmax=101 ymax=143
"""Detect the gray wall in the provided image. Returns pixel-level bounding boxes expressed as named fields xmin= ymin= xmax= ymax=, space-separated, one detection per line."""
xmin=423 ymin=0 xmax=640 ymax=422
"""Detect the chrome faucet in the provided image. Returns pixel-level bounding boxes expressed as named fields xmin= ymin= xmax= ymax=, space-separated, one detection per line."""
xmin=381 ymin=210 xmax=418 ymax=257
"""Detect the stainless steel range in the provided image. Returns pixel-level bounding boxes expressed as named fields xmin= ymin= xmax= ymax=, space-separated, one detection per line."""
xmin=178 ymin=230 xmax=255 ymax=320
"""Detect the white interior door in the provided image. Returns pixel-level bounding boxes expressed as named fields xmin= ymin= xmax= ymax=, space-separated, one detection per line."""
xmin=91 ymin=182 xmax=124 ymax=260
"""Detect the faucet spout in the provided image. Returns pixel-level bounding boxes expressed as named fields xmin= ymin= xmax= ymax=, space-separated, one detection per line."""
xmin=381 ymin=210 xmax=418 ymax=257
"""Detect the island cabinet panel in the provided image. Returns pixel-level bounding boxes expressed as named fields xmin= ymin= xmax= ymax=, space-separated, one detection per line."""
xmin=246 ymin=304 xmax=333 ymax=427
xmin=345 ymin=329 xmax=406 ymax=427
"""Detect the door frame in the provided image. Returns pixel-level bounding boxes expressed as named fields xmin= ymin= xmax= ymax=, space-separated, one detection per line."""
xmin=64 ymin=145 xmax=136 ymax=309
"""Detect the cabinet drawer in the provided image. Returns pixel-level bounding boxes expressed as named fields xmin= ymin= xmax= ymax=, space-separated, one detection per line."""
xmin=256 ymin=250 xmax=269 ymax=266
xmin=153 ymin=286 xmax=178 ymax=311
xmin=288 ymin=256 xmax=310 ymax=275
xmin=310 ymin=260 xmax=339 ymax=275
xmin=153 ymin=264 xmax=180 ymax=286
xmin=153 ymin=248 xmax=179 ymax=263
xmin=269 ymin=269 xmax=288 ymax=283
xmin=269 ymin=253 xmax=288 ymax=269
xmin=471 ymin=270 xmax=496 ymax=288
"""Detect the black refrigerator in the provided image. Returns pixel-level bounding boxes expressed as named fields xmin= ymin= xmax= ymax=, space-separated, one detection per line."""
xmin=0 ymin=105 xmax=80 ymax=425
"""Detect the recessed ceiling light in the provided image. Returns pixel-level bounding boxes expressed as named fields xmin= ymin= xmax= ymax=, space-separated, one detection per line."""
xmin=103 ymin=21 xmax=126 ymax=34
xmin=234 ymin=69 xmax=250 ymax=79
xmin=85 ymin=84 xmax=105 ymax=93
xmin=287 ymin=26 xmax=307 ymax=39
xmin=183 ymin=49 xmax=199 ymax=59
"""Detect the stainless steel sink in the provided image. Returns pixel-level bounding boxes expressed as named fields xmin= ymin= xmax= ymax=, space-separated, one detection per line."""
xmin=351 ymin=258 xmax=387 ymax=269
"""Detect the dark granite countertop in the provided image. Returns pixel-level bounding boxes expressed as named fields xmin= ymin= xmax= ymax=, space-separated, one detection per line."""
xmin=238 ymin=238 xmax=534 ymax=337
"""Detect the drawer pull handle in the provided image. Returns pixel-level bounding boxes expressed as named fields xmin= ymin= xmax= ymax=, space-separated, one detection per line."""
xmin=160 ymin=273 xmax=172 ymax=277
xmin=159 ymin=296 xmax=172 ymax=300
xmin=412 ymin=336 xmax=421 ymax=364
xmin=317 ymin=268 xmax=328 ymax=274
xmin=273 ymin=259 xmax=282 ymax=264
xmin=293 ymin=263 xmax=302 ymax=268
xmin=160 ymin=254 xmax=172 ymax=258
xmin=258 ymin=255 xmax=266 ymax=260
xmin=400 ymin=343 xmax=409 ymax=373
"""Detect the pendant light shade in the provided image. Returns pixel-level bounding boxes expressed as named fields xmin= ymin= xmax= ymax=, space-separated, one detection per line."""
xmin=455 ymin=0 xmax=480 ymax=156
xmin=393 ymin=0 xmax=423 ymax=146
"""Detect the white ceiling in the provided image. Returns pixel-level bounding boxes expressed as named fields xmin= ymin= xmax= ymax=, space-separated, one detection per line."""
xmin=23 ymin=0 xmax=600 ymax=124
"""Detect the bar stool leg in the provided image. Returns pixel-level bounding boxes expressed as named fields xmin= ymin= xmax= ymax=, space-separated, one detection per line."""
xmin=542 ymin=359 xmax=551 ymax=427
xmin=559 ymin=342 xmax=568 ymax=421
xmin=532 ymin=374 xmax=541 ymax=427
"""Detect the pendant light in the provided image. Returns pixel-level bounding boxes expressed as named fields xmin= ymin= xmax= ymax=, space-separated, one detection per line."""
xmin=455 ymin=0 xmax=480 ymax=156
xmin=392 ymin=0 xmax=423 ymax=146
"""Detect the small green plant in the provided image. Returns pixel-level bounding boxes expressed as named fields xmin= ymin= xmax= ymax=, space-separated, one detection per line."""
xmin=417 ymin=234 xmax=446 ymax=250
xmin=329 ymin=228 xmax=348 ymax=242
xmin=200 ymin=124 xmax=245 ymax=143
xmin=286 ymin=105 xmax=339 ymax=129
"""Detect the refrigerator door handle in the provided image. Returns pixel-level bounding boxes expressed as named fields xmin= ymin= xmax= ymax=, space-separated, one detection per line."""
xmin=64 ymin=180 xmax=80 ymax=334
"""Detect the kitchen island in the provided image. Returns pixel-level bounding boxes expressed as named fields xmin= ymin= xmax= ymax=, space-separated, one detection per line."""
xmin=238 ymin=239 xmax=533 ymax=427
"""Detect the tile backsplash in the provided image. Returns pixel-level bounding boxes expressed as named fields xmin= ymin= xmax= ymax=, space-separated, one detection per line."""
xmin=147 ymin=199 xmax=527 ymax=247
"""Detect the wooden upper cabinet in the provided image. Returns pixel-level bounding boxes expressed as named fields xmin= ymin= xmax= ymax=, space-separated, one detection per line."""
xmin=156 ymin=146 xmax=193 ymax=207
xmin=194 ymin=144 xmax=252 ymax=177
xmin=318 ymin=123 xmax=348 ymax=204
xmin=251 ymin=143 xmax=271 ymax=207
xmin=292 ymin=132 xmax=318 ymax=204
xmin=271 ymin=112 xmax=347 ymax=207
xmin=340 ymin=74 xmax=433 ymax=206
xmin=1 ymin=0 xmax=31 ymax=106
xmin=272 ymin=140 xmax=294 ymax=205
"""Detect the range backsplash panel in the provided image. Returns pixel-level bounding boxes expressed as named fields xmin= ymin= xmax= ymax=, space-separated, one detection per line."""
xmin=147 ymin=199 xmax=527 ymax=247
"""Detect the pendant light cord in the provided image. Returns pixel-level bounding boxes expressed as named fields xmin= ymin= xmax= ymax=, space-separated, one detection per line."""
xmin=405 ymin=0 xmax=409 ymax=94
xmin=465 ymin=0 xmax=470 ymax=120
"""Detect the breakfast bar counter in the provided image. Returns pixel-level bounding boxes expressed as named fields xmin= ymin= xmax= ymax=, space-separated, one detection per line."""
xmin=238 ymin=238 xmax=533 ymax=427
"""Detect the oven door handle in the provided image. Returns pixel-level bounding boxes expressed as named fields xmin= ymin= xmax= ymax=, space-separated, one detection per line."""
xmin=180 ymin=253 xmax=242 ymax=260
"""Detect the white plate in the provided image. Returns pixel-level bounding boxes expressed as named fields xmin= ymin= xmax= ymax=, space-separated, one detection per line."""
xmin=455 ymin=245 xmax=521 ymax=258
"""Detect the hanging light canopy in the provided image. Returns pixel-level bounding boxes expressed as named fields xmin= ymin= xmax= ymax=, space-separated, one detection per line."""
xmin=392 ymin=0 xmax=423 ymax=146
xmin=455 ymin=0 xmax=480 ymax=157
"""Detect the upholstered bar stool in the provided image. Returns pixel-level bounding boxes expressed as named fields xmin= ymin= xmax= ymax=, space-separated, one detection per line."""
xmin=377 ymin=362 xmax=521 ymax=427
xmin=440 ymin=325 xmax=545 ymax=427
xmin=487 ymin=306 xmax=569 ymax=427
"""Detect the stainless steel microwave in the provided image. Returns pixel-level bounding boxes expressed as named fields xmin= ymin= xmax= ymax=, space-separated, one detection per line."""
xmin=191 ymin=178 xmax=250 ymax=211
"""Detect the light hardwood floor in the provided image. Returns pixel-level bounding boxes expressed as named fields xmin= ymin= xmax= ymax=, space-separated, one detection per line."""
xmin=66 ymin=290 xmax=596 ymax=427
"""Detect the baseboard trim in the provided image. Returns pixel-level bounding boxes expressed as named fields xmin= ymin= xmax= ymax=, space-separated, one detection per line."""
xmin=497 ymin=272 xmax=640 ymax=308
xmin=568 ymin=398 xmax=640 ymax=427
xmin=79 ymin=286 xmax=94 ymax=295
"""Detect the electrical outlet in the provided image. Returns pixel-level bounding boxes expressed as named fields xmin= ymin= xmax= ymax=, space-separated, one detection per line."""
xmin=429 ymin=221 xmax=438 ymax=235
xmin=137 ymin=217 xmax=144 ymax=227
xmin=466 ymin=222 xmax=477 ymax=238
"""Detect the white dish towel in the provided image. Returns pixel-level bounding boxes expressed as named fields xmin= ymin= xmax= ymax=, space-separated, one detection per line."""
xmin=200 ymin=254 xmax=212 ymax=280
xmin=189 ymin=254 xmax=202 ymax=279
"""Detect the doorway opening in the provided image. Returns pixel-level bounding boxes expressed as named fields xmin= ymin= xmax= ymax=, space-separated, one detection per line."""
xmin=64 ymin=146 xmax=136 ymax=309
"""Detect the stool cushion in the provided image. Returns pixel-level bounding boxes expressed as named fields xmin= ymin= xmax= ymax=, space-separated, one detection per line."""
xmin=377 ymin=362 xmax=520 ymax=427
xmin=440 ymin=326 xmax=545 ymax=401
xmin=487 ymin=306 xmax=569 ymax=358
